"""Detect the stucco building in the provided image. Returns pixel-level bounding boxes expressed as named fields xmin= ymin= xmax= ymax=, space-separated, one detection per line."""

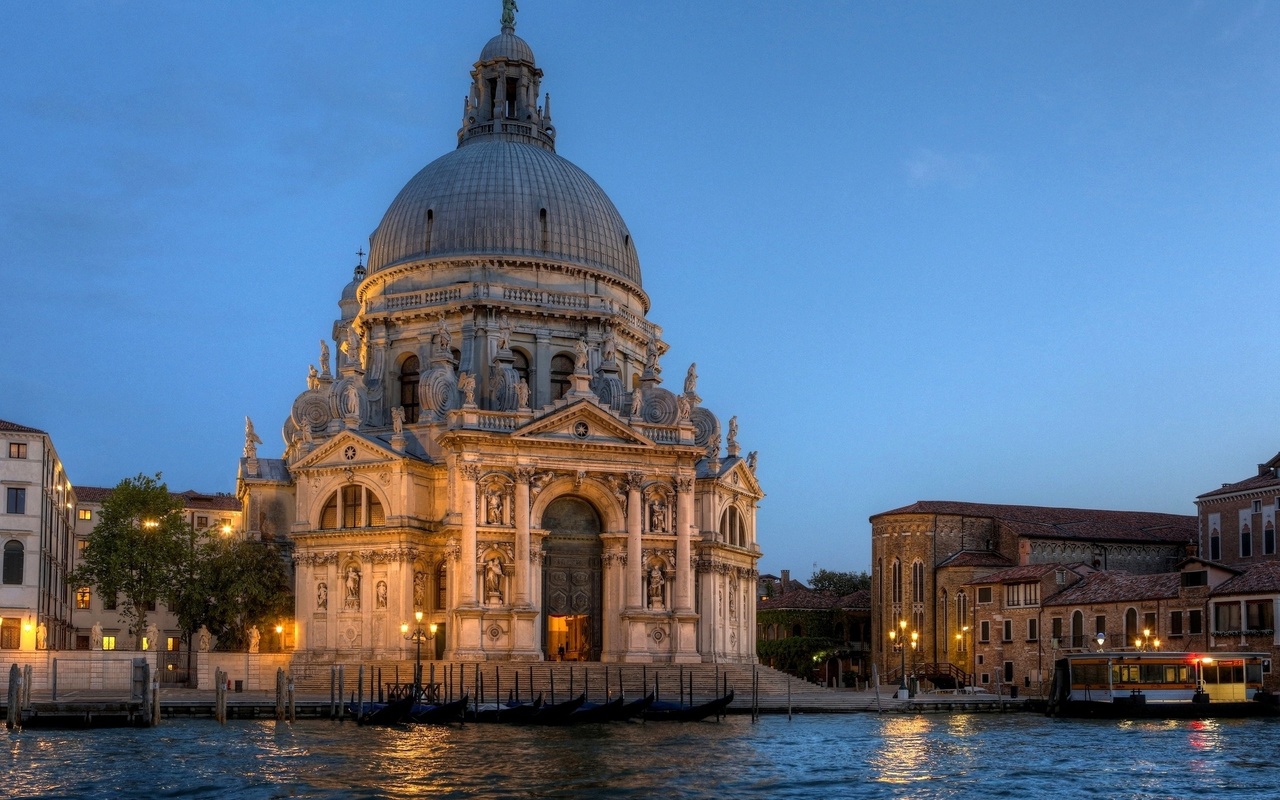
xmin=0 ymin=419 xmax=76 ymax=652
xmin=239 ymin=9 xmax=762 ymax=665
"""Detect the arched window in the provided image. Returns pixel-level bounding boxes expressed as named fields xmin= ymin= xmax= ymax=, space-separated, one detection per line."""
xmin=399 ymin=355 xmax=420 ymax=424
xmin=1125 ymin=607 xmax=1139 ymax=645
xmin=720 ymin=507 xmax=744 ymax=546
xmin=1071 ymin=610 xmax=1084 ymax=649
xmin=891 ymin=559 xmax=902 ymax=604
xmin=941 ymin=589 xmax=949 ymax=654
xmin=550 ymin=353 xmax=574 ymax=400
xmin=2 ymin=540 xmax=22 ymax=585
xmin=318 ymin=485 xmax=385 ymax=530
xmin=911 ymin=561 xmax=925 ymax=603
xmin=512 ymin=349 xmax=531 ymax=388
xmin=1241 ymin=524 xmax=1253 ymax=558
xmin=1210 ymin=527 xmax=1221 ymax=561
xmin=956 ymin=590 xmax=968 ymax=651
xmin=1266 ymin=522 xmax=1276 ymax=556
xmin=435 ymin=562 xmax=448 ymax=611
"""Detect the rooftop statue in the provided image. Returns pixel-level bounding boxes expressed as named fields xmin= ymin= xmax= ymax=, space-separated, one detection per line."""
xmin=244 ymin=416 xmax=263 ymax=458
xmin=501 ymin=0 xmax=519 ymax=29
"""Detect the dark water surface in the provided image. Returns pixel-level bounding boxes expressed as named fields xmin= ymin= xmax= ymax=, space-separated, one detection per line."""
xmin=5 ymin=713 xmax=1280 ymax=799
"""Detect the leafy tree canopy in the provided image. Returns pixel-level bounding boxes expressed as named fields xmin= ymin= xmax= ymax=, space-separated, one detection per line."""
xmin=809 ymin=567 xmax=871 ymax=596
xmin=70 ymin=473 xmax=188 ymax=642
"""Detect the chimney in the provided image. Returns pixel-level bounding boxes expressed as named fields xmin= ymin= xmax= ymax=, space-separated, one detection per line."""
xmin=781 ymin=569 xmax=790 ymax=590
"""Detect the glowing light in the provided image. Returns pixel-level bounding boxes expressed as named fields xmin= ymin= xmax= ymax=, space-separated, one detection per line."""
xmin=415 ymin=610 xmax=424 ymax=623
xmin=428 ymin=623 xmax=438 ymax=635
xmin=401 ymin=622 xmax=410 ymax=635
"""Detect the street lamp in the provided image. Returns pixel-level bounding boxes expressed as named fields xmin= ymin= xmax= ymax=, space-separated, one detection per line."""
xmin=401 ymin=611 xmax=438 ymax=699
xmin=1096 ymin=631 xmax=1106 ymax=651
xmin=275 ymin=623 xmax=284 ymax=653
xmin=890 ymin=619 xmax=915 ymax=696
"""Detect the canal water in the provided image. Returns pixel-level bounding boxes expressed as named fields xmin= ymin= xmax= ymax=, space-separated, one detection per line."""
xmin=5 ymin=713 xmax=1279 ymax=799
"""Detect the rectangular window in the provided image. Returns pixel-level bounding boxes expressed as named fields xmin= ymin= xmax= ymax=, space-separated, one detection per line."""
xmin=103 ymin=593 xmax=117 ymax=611
xmin=5 ymin=487 xmax=25 ymax=515
xmin=75 ymin=587 xmax=91 ymax=609
xmin=1003 ymin=661 xmax=1014 ymax=684
xmin=8 ymin=442 xmax=27 ymax=459
xmin=1181 ymin=571 xmax=1208 ymax=588
xmin=196 ymin=515 xmax=208 ymax=528
xmin=1267 ymin=528 xmax=1276 ymax=556
xmin=1005 ymin=584 xmax=1020 ymax=607
xmin=1246 ymin=600 xmax=1273 ymax=631
xmin=1214 ymin=603 xmax=1241 ymax=633
xmin=77 ymin=539 xmax=88 ymax=556
xmin=1051 ymin=617 xmax=1063 ymax=640
xmin=977 ymin=587 xmax=992 ymax=604
xmin=1169 ymin=611 xmax=1183 ymax=637
xmin=167 ymin=637 xmax=180 ymax=652
xmin=101 ymin=635 xmax=116 ymax=651
xmin=1096 ymin=615 xmax=1106 ymax=636
xmin=981 ymin=672 xmax=990 ymax=684
xmin=77 ymin=508 xmax=92 ymax=521
xmin=1002 ymin=619 xmax=1013 ymax=642
xmin=0 ymin=619 xmax=19 ymax=649
xmin=1254 ymin=500 xmax=1263 ymax=513
xmin=1210 ymin=533 xmax=1221 ymax=561
xmin=1189 ymin=609 xmax=1203 ymax=635
xmin=979 ymin=620 xmax=990 ymax=643
xmin=144 ymin=599 xmax=156 ymax=612
xmin=1027 ymin=618 xmax=1039 ymax=642
xmin=342 ymin=485 xmax=362 ymax=528
xmin=1242 ymin=529 xmax=1253 ymax=558
xmin=75 ymin=635 xmax=89 ymax=651
xmin=1143 ymin=611 xmax=1157 ymax=633
xmin=977 ymin=654 xmax=985 ymax=666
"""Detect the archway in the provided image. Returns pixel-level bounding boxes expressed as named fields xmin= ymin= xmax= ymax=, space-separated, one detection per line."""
xmin=540 ymin=496 xmax=603 ymax=661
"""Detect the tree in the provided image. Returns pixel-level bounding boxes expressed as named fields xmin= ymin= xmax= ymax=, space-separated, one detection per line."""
xmin=193 ymin=537 xmax=293 ymax=651
xmin=809 ymin=567 xmax=871 ymax=596
xmin=70 ymin=474 xmax=190 ymax=648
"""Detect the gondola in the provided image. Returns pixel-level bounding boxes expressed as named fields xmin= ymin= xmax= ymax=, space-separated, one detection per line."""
xmin=613 ymin=692 xmax=655 ymax=722
xmin=526 ymin=693 xmax=586 ymax=725
xmin=357 ymin=692 xmax=417 ymax=726
xmin=408 ymin=696 xmax=469 ymax=725
xmin=640 ymin=689 xmax=735 ymax=722
xmin=468 ymin=693 xmax=543 ymax=723
xmin=556 ymin=695 xmax=626 ymax=725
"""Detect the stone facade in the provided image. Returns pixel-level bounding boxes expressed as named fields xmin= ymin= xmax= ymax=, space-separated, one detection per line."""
xmin=1196 ymin=450 xmax=1280 ymax=565
xmin=238 ymin=11 xmax=762 ymax=665
xmin=0 ymin=419 xmax=76 ymax=652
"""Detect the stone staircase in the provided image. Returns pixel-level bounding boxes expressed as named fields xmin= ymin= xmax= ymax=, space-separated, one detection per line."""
xmin=283 ymin=659 xmax=885 ymax=713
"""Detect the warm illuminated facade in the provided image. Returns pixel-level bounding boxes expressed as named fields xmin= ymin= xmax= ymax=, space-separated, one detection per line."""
xmin=239 ymin=10 xmax=762 ymax=664
xmin=0 ymin=419 xmax=77 ymax=652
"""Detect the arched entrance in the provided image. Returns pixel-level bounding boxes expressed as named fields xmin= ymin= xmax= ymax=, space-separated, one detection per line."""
xmin=541 ymin=496 xmax=603 ymax=661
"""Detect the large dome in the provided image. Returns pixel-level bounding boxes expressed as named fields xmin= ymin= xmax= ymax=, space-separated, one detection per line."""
xmin=367 ymin=138 xmax=641 ymax=286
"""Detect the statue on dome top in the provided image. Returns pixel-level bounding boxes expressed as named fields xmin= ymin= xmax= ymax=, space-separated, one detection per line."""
xmin=501 ymin=0 xmax=519 ymax=29
xmin=244 ymin=416 xmax=263 ymax=459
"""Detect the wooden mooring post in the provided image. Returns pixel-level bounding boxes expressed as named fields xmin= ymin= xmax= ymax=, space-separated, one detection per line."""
xmin=357 ymin=664 xmax=365 ymax=719
xmin=330 ymin=665 xmax=337 ymax=718
xmin=275 ymin=667 xmax=287 ymax=721
xmin=337 ymin=665 xmax=345 ymax=720
xmin=214 ymin=668 xmax=227 ymax=724
xmin=151 ymin=677 xmax=161 ymax=727
xmin=6 ymin=663 xmax=22 ymax=730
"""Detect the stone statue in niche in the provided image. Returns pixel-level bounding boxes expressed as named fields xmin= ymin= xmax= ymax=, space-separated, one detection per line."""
xmin=649 ymin=498 xmax=667 ymax=533
xmin=486 ymin=490 xmax=505 ymax=525
xmin=345 ymin=383 xmax=361 ymax=419
xmin=459 ymin=372 xmax=477 ymax=405
xmin=196 ymin=625 xmax=211 ymax=652
xmin=247 ymin=625 xmax=260 ymax=654
xmin=574 ymin=338 xmax=589 ymax=371
xmin=344 ymin=567 xmax=361 ymax=611
xmin=630 ymin=390 xmax=643 ymax=418
xmin=391 ymin=405 xmax=405 ymax=434
xmin=244 ymin=416 xmax=263 ymax=459
xmin=317 ymin=582 xmax=328 ymax=610
xmin=684 ymin=363 xmax=698 ymax=395
xmin=319 ymin=339 xmax=331 ymax=375
xmin=515 ymin=378 xmax=530 ymax=409
xmin=376 ymin=580 xmax=388 ymax=609
xmin=308 ymin=365 xmax=320 ymax=390
xmin=413 ymin=572 xmax=426 ymax=610
xmin=484 ymin=557 xmax=504 ymax=604
xmin=727 ymin=416 xmax=739 ymax=449
xmin=730 ymin=578 xmax=739 ymax=619
xmin=648 ymin=566 xmax=665 ymax=610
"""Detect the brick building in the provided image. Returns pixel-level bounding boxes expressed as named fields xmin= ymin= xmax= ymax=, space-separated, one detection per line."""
xmin=1196 ymin=450 xmax=1280 ymax=565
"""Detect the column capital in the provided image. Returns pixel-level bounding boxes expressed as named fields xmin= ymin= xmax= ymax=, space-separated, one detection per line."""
xmin=625 ymin=471 xmax=645 ymax=490
xmin=515 ymin=466 xmax=536 ymax=484
xmin=460 ymin=464 xmax=482 ymax=481
xmin=675 ymin=475 xmax=694 ymax=493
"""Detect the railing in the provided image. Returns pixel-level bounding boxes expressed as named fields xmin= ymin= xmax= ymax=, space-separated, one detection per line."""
xmin=641 ymin=426 xmax=680 ymax=444
xmin=884 ymin=661 xmax=970 ymax=688
xmin=475 ymin=413 xmax=521 ymax=432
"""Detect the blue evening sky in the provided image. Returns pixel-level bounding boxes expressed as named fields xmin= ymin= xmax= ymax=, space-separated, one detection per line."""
xmin=2 ymin=2 xmax=1278 ymax=576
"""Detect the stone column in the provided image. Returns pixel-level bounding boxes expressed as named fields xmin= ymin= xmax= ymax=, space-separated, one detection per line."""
xmin=460 ymin=464 xmax=481 ymax=606
xmin=514 ymin=467 xmax=534 ymax=607
xmin=626 ymin=471 xmax=644 ymax=609
xmin=535 ymin=333 xmax=551 ymax=407
xmin=675 ymin=476 xmax=694 ymax=612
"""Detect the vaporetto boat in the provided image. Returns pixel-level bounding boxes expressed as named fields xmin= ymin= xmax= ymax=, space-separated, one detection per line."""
xmin=1047 ymin=651 xmax=1279 ymax=718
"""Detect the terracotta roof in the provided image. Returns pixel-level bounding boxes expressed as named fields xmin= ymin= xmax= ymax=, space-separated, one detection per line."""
xmin=76 ymin=486 xmax=239 ymax=511
xmin=873 ymin=501 xmax=1195 ymax=544
xmin=965 ymin=563 xmax=1067 ymax=585
xmin=1043 ymin=571 xmax=1180 ymax=606
xmin=937 ymin=550 xmax=1015 ymax=569
xmin=759 ymin=586 xmax=867 ymax=612
xmin=1213 ymin=561 xmax=1280 ymax=596
xmin=1197 ymin=468 xmax=1280 ymax=500
xmin=0 ymin=419 xmax=46 ymax=435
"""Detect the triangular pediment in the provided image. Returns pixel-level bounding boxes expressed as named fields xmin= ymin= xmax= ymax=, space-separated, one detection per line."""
xmin=715 ymin=457 xmax=764 ymax=498
xmin=512 ymin=399 xmax=654 ymax=446
xmin=291 ymin=429 xmax=405 ymax=471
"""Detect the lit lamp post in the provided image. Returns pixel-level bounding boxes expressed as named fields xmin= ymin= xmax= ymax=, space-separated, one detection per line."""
xmin=889 ymin=619 xmax=917 ymax=697
xmin=275 ymin=623 xmax=284 ymax=653
xmin=956 ymin=625 xmax=970 ymax=687
xmin=1096 ymin=631 xmax=1107 ymax=651
xmin=400 ymin=611 xmax=438 ymax=699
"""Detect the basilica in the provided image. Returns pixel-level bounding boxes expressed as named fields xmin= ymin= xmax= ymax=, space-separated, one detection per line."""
xmin=238 ymin=8 xmax=762 ymax=664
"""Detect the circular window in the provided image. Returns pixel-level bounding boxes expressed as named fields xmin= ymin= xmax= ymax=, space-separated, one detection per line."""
xmin=343 ymin=446 xmax=357 ymax=461
xmin=573 ymin=422 xmax=589 ymax=439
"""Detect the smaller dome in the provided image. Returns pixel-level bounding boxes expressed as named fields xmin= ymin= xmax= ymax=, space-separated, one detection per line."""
xmin=480 ymin=30 xmax=535 ymax=64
